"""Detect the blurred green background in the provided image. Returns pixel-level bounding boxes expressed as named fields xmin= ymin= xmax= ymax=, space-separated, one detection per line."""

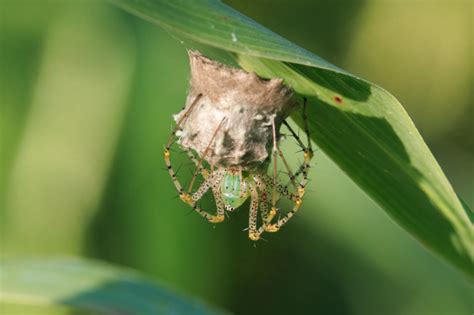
xmin=1 ymin=0 xmax=473 ymax=314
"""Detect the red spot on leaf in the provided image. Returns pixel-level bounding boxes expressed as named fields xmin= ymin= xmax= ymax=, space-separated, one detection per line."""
xmin=334 ymin=96 xmax=343 ymax=104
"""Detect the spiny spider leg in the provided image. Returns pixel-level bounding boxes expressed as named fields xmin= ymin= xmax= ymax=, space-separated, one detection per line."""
xmin=263 ymin=100 xmax=314 ymax=233
xmin=260 ymin=174 xmax=299 ymax=202
xmin=248 ymin=182 xmax=260 ymax=241
xmin=281 ymin=120 xmax=313 ymax=187
xmin=283 ymin=120 xmax=305 ymax=149
xmin=189 ymin=169 xmax=226 ymax=223
xmin=182 ymin=146 xmax=210 ymax=179
xmin=164 ymin=94 xmax=202 ymax=195
xmin=268 ymin=116 xmax=300 ymax=227
xmin=302 ymin=98 xmax=313 ymax=153
xmin=191 ymin=169 xmax=224 ymax=202
xmin=270 ymin=116 xmax=279 ymax=225
xmin=276 ymin=146 xmax=298 ymax=190
xmin=187 ymin=116 xmax=227 ymax=192
xmin=184 ymin=123 xmax=226 ymax=223
xmin=254 ymin=175 xmax=271 ymax=224
xmin=164 ymin=94 xmax=227 ymax=223
xmin=255 ymin=173 xmax=304 ymax=234
xmin=282 ymin=99 xmax=313 ymax=195
xmin=272 ymin=118 xmax=298 ymax=191
xmin=256 ymin=197 xmax=301 ymax=236
xmin=210 ymin=178 xmax=226 ymax=222
xmin=177 ymin=159 xmax=225 ymax=223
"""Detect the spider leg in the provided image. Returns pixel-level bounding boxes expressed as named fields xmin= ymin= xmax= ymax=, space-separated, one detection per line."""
xmin=187 ymin=116 xmax=227 ymax=192
xmin=248 ymin=181 xmax=260 ymax=241
xmin=272 ymin=118 xmax=298 ymax=191
xmin=262 ymin=101 xmax=314 ymax=233
xmin=281 ymin=98 xmax=313 ymax=187
xmin=182 ymin=146 xmax=210 ymax=179
xmin=187 ymin=169 xmax=226 ymax=223
xmin=163 ymin=94 xmax=225 ymax=223
xmin=257 ymin=174 xmax=300 ymax=233
xmin=269 ymin=116 xmax=301 ymax=225
xmin=164 ymin=94 xmax=202 ymax=196
xmin=270 ymin=116 xmax=279 ymax=224
xmin=210 ymin=178 xmax=226 ymax=223
xmin=191 ymin=169 xmax=224 ymax=202
xmin=254 ymin=175 xmax=272 ymax=225
xmin=302 ymin=98 xmax=313 ymax=152
xmin=257 ymin=174 xmax=296 ymax=204
xmin=257 ymin=197 xmax=302 ymax=234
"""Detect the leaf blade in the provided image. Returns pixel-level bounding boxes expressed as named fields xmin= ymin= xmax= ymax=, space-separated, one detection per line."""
xmin=111 ymin=0 xmax=473 ymax=278
xmin=0 ymin=258 xmax=224 ymax=315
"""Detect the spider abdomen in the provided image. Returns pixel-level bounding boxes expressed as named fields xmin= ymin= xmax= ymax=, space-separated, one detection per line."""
xmin=220 ymin=172 xmax=250 ymax=210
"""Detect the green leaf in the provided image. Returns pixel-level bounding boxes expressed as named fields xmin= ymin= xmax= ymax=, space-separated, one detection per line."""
xmin=0 ymin=258 xmax=224 ymax=315
xmin=111 ymin=0 xmax=473 ymax=278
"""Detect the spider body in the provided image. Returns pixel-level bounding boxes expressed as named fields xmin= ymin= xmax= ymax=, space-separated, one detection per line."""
xmin=220 ymin=168 xmax=250 ymax=211
xmin=164 ymin=52 xmax=313 ymax=241
xmin=164 ymin=94 xmax=313 ymax=241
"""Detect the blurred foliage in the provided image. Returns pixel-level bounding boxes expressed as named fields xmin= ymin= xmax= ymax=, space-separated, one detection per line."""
xmin=0 ymin=258 xmax=223 ymax=315
xmin=0 ymin=1 xmax=473 ymax=315
xmin=110 ymin=0 xmax=474 ymax=274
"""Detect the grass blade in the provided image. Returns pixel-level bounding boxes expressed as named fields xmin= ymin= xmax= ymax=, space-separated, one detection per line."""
xmin=111 ymin=0 xmax=473 ymax=278
xmin=0 ymin=258 xmax=224 ymax=315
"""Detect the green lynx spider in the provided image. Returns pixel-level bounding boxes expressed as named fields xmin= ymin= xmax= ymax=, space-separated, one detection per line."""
xmin=164 ymin=94 xmax=313 ymax=241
